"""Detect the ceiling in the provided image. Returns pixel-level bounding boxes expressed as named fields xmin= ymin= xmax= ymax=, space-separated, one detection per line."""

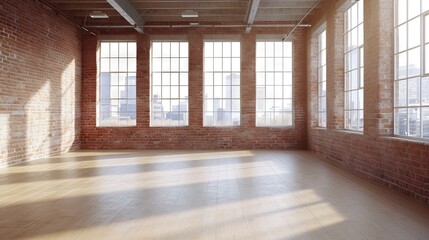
xmin=44 ymin=0 xmax=322 ymax=32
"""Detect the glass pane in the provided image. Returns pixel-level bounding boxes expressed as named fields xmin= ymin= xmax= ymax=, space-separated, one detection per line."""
xmin=119 ymin=42 xmax=127 ymax=57
xmin=128 ymin=73 xmax=136 ymax=85
xmin=284 ymin=58 xmax=292 ymax=72
xmin=275 ymin=42 xmax=283 ymax=57
xmin=205 ymin=42 xmax=213 ymax=57
xmin=407 ymin=0 xmax=420 ymax=20
xmin=320 ymin=49 xmax=326 ymax=66
xmin=408 ymin=77 xmax=420 ymax=106
xmin=396 ymin=24 xmax=407 ymax=53
xmin=110 ymin=42 xmax=118 ymax=57
xmin=256 ymin=42 xmax=265 ymax=57
xmin=101 ymin=58 xmax=109 ymax=72
xmin=153 ymin=58 xmax=161 ymax=72
xmin=171 ymin=42 xmax=179 ymax=57
xmin=397 ymin=0 xmax=407 ymax=25
xmin=266 ymin=42 xmax=274 ymax=57
xmin=205 ymin=58 xmax=213 ymax=72
xmin=111 ymin=73 xmax=119 ymax=85
xmin=180 ymin=86 xmax=188 ymax=98
xmin=128 ymin=42 xmax=136 ymax=57
xmin=180 ymin=42 xmax=188 ymax=58
xmin=171 ymin=58 xmax=179 ymax=72
xmin=408 ymin=17 xmax=420 ymax=49
xmin=223 ymin=42 xmax=231 ymax=57
xmin=423 ymin=107 xmax=429 ymax=138
xmin=395 ymin=80 xmax=407 ymax=107
xmin=170 ymin=73 xmax=179 ymax=85
xmin=408 ymin=47 xmax=420 ymax=77
xmin=119 ymin=58 xmax=127 ymax=71
xmin=162 ymin=58 xmax=170 ymax=71
xmin=101 ymin=43 xmax=110 ymax=57
xmin=395 ymin=108 xmax=408 ymax=135
xmin=153 ymin=86 xmax=161 ymax=98
xmin=214 ymin=42 xmax=222 ymax=57
xmin=153 ymin=42 xmax=161 ymax=57
xmin=223 ymin=58 xmax=231 ymax=72
xmin=284 ymin=42 xmax=292 ymax=57
xmin=425 ymin=44 xmax=429 ymax=74
xmin=111 ymin=58 xmax=118 ymax=72
xmin=214 ymin=58 xmax=222 ymax=71
xmin=162 ymin=42 xmax=170 ymax=57
xmin=162 ymin=73 xmax=170 ymax=85
xmin=266 ymin=58 xmax=274 ymax=72
xmin=128 ymin=86 xmax=136 ymax=99
xmin=256 ymin=58 xmax=265 ymax=72
xmin=275 ymin=58 xmax=282 ymax=72
xmin=422 ymin=77 xmax=429 ymax=105
xmin=180 ymin=58 xmax=189 ymax=72
xmin=408 ymin=108 xmax=421 ymax=137
xmin=232 ymin=58 xmax=240 ymax=72
xmin=396 ymin=52 xmax=407 ymax=79
xmin=128 ymin=58 xmax=136 ymax=72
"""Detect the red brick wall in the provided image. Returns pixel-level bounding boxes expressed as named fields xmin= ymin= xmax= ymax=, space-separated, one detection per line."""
xmin=307 ymin=0 xmax=429 ymax=203
xmin=81 ymin=28 xmax=308 ymax=149
xmin=0 ymin=0 xmax=81 ymax=166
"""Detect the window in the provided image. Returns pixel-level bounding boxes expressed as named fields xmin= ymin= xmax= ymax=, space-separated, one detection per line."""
xmin=318 ymin=30 xmax=327 ymax=128
xmin=395 ymin=0 xmax=429 ymax=138
xmin=344 ymin=0 xmax=364 ymax=131
xmin=204 ymin=41 xmax=240 ymax=126
xmin=151 ymin=41 xmax=189 ymax=126
xmin=256 ymin=41 xmax=293 ymax=126
xmin=98 ymin=41 xmax=137 ymax=127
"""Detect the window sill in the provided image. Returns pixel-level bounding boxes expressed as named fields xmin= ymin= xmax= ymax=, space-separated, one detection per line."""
xmin=334 ymin=129 xmax=364 ymax=135
xmin=382 ymin=135 xmax=429 ymax=145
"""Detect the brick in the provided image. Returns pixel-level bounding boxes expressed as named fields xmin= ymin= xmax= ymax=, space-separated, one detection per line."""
xmin=0 ymin=0 xmax=81 ymax=166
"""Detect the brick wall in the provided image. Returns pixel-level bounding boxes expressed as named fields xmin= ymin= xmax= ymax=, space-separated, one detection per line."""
xmin=80 ymin=28 xmax=308 ymax=149
xmin=0 ymin=0 xmax=81 ymax=166
xmin=307 ymin=0 xmax=429 ymax=203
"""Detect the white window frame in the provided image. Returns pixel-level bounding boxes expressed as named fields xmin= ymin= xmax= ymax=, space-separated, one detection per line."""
xmin=97 ymin=41 xmax=137 ymax=127
xmin=344 ymin=0 xmax=364 ymax=132
xmin=394 ymin=0 xmax=429 ymax=139
xmin=318 ymin=30 xmax=327 ymax=128
xmin=203 ymin=40 xmax=241 ymax=127
xmin=255 ymin=40 xmax=293 ymax=127
xmin=150 ymin=40 xmax=189 ymax=127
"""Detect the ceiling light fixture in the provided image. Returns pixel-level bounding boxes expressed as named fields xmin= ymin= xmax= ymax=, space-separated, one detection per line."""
xmin=190 ymin=22 xmax=199 ymax=26
xmin=89 ymin=11 xmax=109 ymax=19
xmin=182 ymin=10 xmax=198 ymax=18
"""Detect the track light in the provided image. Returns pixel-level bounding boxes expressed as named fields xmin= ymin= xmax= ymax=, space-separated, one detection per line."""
xmin=181 ymin=10 xmax=198 ymax=18
xmin=89 ymin=11 xmax=109 ymax=19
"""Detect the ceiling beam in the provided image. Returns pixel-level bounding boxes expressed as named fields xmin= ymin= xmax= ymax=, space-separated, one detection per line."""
xmin=106 ymin=0 xmax=144 ymax=33
xmin=245 ymin=0 xmax=260 ymax=33
xmin=259 ymin=1 xmax=320 ymax=9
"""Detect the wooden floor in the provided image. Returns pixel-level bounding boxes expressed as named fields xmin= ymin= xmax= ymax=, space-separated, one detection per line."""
xmin=0 ymin=150 xmax=428 ymax=240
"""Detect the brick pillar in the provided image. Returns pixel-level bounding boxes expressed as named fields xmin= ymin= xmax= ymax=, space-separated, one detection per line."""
xmin=241 ymin=33 xmax=256 ymax=128
xmin=364 ymin=0 xmax=394 ymax=136
xmin=137 ymin=35 xmax=150 ymax=128
xmin=326 ymin=10 xmax=345 ymax=130
xmin=80 ymin=35 xmax=97 ymax=144
xmin=308 ymin=34 xmax=319 ymax=128
xmin=188 ymin=33 xmax=203 ymax=127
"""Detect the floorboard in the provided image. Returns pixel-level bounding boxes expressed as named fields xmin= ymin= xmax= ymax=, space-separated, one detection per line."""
xmin=0 ymin=150 xmax=428 ymax=239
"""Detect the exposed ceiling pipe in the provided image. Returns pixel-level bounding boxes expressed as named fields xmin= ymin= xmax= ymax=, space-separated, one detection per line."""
xmin=35 ymin=0 xmax=96 ymax=36
xmin=84 ymin=24 xmax=311 ymax=29
xmin=282 ymin=0 xmax=320 ymax=41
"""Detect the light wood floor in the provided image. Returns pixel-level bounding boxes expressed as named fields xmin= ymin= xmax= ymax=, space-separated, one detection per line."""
xmin=0 ymin=150 xmax=428 ymax=240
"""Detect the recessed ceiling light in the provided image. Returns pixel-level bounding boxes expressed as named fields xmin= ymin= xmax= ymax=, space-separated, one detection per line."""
xmin=182 ymin=10 xmax=198 ymax=18
xmin=89 ymin=11 xmax=109 ymax=19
